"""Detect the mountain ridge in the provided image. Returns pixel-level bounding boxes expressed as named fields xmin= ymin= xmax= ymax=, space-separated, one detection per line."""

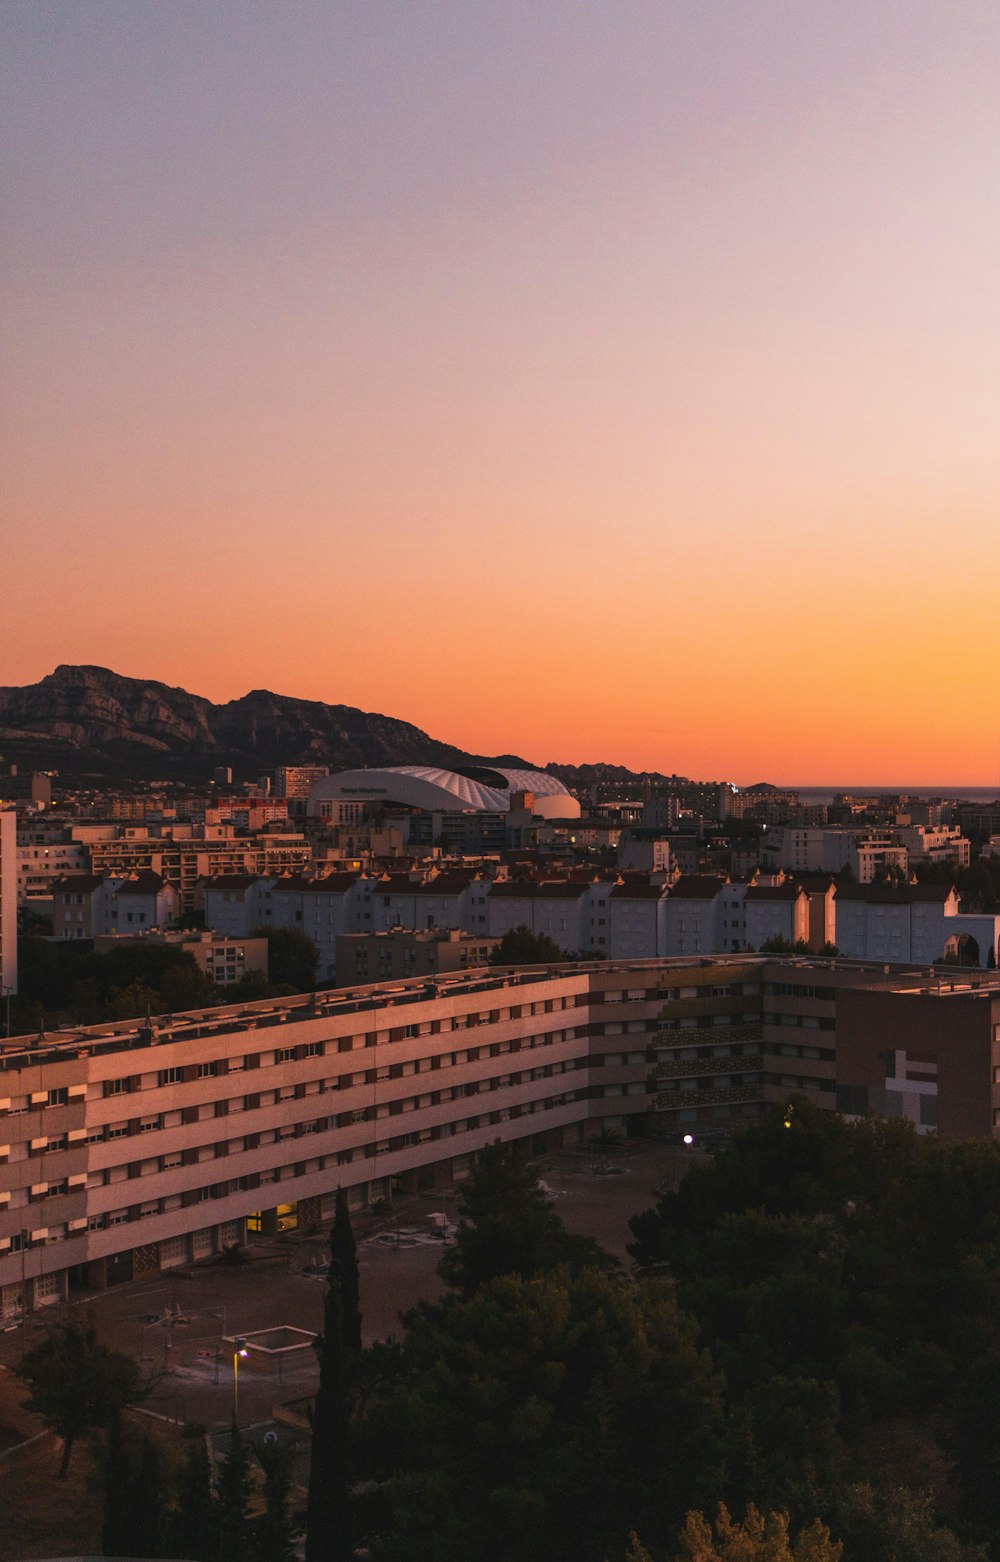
xmin=0 ymin=665 xmax=533 ymax=783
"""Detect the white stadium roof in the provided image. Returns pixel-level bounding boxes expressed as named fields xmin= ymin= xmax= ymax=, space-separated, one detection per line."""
xmin=307 ymin=764 xmax=580 ymax=819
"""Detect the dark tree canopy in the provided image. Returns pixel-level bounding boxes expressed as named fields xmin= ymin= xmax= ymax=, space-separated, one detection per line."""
xmin=364 ymin=1267 xmax=725 ymax=1562
xmin=254 ymin=925 xmax=320 ymax=990
xmin=489 ymin=925 xmax=566 ymax=965
xmin=437 ymin=1141 xmax=615 ymax=1297
xmin=306 ymin=1192 xmax=362 ymax=1562
xmin=15 ymin=1317 xmax=143 ymax=1476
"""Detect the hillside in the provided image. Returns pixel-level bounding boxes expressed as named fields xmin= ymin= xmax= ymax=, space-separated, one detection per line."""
xmin=0 ymin=665 xmax=531 ymax=783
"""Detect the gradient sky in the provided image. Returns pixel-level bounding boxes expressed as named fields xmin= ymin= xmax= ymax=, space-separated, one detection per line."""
xmin=3 ymin=2 xmax=999 ymax=785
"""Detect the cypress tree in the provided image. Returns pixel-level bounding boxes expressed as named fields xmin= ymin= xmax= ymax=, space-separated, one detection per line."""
xmin=253 ymin=1437 xmax=297 ymax=1562
xmin=167 ymin=1438 xmax=219 ymax=1562
xmin=305 ymin=1191 xmax=361 ymax=1562
xmin=217 ymin=1417 xmax=254 ymax=1562
xmin=330 ymin=1188 xmax=362 ymax=1354
xmin=101 ymin=1412 xmax=167 ymax=1558
xmin=100 ymin=1410 xmax=132 ymax=1558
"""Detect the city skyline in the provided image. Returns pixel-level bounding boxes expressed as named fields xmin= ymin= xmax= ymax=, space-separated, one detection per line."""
xmin=4 ymin=2 xmax=1000 ymax=784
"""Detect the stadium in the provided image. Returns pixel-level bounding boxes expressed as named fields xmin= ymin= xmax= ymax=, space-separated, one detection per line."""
xmin=307 ymin=764 xmax=581 ymax=820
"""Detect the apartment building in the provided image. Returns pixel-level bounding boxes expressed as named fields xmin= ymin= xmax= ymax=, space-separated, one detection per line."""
xmin=86 ymin=827 xmax=311 ymax=909
xmin=52 ymin=873 xmax=181 ymax=940
xmin=8 ymin=954 xmax=1000 ymax=1318
xmin=821 ymin=831 xmax=909 ymax=883
xmin=834 ymin=882 xmax=1000 ymax=967
xmin=896 ymin=825 xmax=971 ymax=868
xmin=760 ymin=827 xmax=827 ymax=873
xmin=335 ymin=929 xmax=498 ymax=986
xmin=16 ymin=830 xmax=88 ymax=907
xmin=273 ymin=766 xmax=330 ymax=801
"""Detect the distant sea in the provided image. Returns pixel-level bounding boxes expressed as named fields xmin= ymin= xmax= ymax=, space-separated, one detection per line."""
xmin=785 ymin=786 xmax=1000 ymax=807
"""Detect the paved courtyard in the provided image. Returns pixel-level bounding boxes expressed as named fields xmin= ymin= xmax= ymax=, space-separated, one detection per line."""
xmin=0 ymin=1141 xmax=696 ymax=1436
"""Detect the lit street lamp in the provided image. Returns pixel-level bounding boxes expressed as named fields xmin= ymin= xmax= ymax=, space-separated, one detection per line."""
xmin=232 ymin=1336 xmax=248 ymax=1423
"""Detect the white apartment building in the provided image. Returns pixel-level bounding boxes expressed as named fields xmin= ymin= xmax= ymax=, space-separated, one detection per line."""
xmin=760 ymin=828 xmax=827 ymax=873
xmin=744 ymin=883 xmax=810 ymax=949
xmin=821 ymin=831 xmax=909 ymax=883
xmin=896 ymin=825 xmax=971 ymax=868
xmin=17 ymin=836 xmax=88 ymax=907
xmin=52 ymin=874 xmax=181 ymax=940
xmin=834 ymin=883 xmax=1000 ymax=967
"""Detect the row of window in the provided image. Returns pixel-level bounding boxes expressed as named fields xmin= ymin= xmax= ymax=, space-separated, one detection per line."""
xmin=6 ymin=1094 xmax=584 ymax=1240
xmin=15 ymin=1058 xmax=591 ymax=1160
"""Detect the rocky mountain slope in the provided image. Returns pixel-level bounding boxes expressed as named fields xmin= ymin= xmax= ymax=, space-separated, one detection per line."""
xmin=0 ymin=665 xmax=529 ymax=782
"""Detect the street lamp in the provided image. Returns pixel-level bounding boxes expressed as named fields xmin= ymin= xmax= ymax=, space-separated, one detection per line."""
xmin=232 ymin=1337 xmax=248 ymax=1423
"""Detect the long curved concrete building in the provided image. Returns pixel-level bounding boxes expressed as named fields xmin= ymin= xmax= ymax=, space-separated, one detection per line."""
xmin=308 ymin=764 xmax=580 ymax=819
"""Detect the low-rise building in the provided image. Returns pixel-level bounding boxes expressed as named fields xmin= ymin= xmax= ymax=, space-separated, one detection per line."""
xmin=92 ymin=930 xmax=268 ymax=987
xmin=52 ymin=873 xmax=181 ymax=939
xmin=335 ymin=928 xmax=497 ymax=986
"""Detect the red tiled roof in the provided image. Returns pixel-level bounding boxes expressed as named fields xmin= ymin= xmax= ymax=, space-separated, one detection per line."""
xmin=609 ymin=882 xmax=665 ymax=899
xmin=668 ymin=875 xmax=726 ymax=899
xmin=52 ymin=874 xmax=103 ymax=893
xmin=413 ymin=875 xmax=474 ymax=895
xmin=835 ymin=881 xmax=956 ymax=904
xmin=113 ymin=872 xmax=167 ymax=895
xmin=745 ymin=883 xmax=804 ymax=901
xmin=303 ymin=873 xmax=364 ymax=893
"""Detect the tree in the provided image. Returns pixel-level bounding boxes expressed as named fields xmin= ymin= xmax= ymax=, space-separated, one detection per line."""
xmin=676 ymin=1503 xmax=842 ymax=1562
xmin=254 ymin=926 xmax=320 ymax=991
xmin=101 ymin=1412 xmax=166 ymax=1558
xmin=15 ymin=1317 xmax=142 ymax=1476
xmin=217 ymin=1418 xmax=254 ymax=1562
xmin=361 ymin=1267 xmax=725 ymax=1562
xmin=628 ymin=1098 xmax=926 ymax=1276
xmin=306 ymin=1196 xmax=362 ymax=1562
xmin=437 ymin=1141 xmax=615 ymax=1298
xmin=330 ymin=1188 xmax=362 ymax=1354
xmin=760 ymin=937 xmax=811 ymax=955
xmin=825 ymin=1484 xmax=988 ymax=1562
xmin=253 ymin=1437 xmax=297 ymax=1562
xmin=488 ymin=925 xmax=565 ymax=965
xmin=166 ymin=1438 xmax=219 ymax=1562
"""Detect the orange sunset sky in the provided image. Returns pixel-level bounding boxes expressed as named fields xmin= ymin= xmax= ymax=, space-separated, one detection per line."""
xmin=3 ymin=2 xmax=999 ymax=786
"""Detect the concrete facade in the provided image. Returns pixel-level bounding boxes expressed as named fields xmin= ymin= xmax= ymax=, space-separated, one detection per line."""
xmin=8 ymin=954 xmax=1000 ymax=1318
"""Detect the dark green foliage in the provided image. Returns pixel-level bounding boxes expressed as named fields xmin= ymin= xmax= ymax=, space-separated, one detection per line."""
xmin=760 ymin=937 xmax=811 ymax=954
xmin=941 ymin=1348 xmax=1000 ymax=1548
xmin=253 ymin=1437 xmax=297 ymax=1562
xmin=625 ymin=1103 xmax=1000 ymax=1553
xmin=438 ymin=1142 xmax=615 ymax=1297
xmin=217 ymin=1419 xmax=254 ymax=1562
xmin=339 ymin=1101 xmax=1000 ymax=1560
xmin=101 ymin=1413 xmax=166 ymax=1558
xmin=330 ymin=1189 xmax=362 ymax=1354
xmin=912 ymin=855 xmax=1000 ymax=912
xmin=628 ymin=1097 xmax=927 ymax=1274
xmin=488 ymin=925 xmax=566 ymax=965
xmin=166 ymin=1438 xmax=219 ymax=1561
xmin=15 ymin=1317 xmax=142 ymax=1476
xmin=825 ymin=1484 xmax=989 ymax=1562
xmin=363 ymin=1267 xmax=724 ymax=1562
xmin=254 ymin=926 xmax=320 ymax=991
xmin=15 ymin=932 xmax=216 ymax=1027
xmin=306 ymin=1196 xmax=361 ymax=1562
